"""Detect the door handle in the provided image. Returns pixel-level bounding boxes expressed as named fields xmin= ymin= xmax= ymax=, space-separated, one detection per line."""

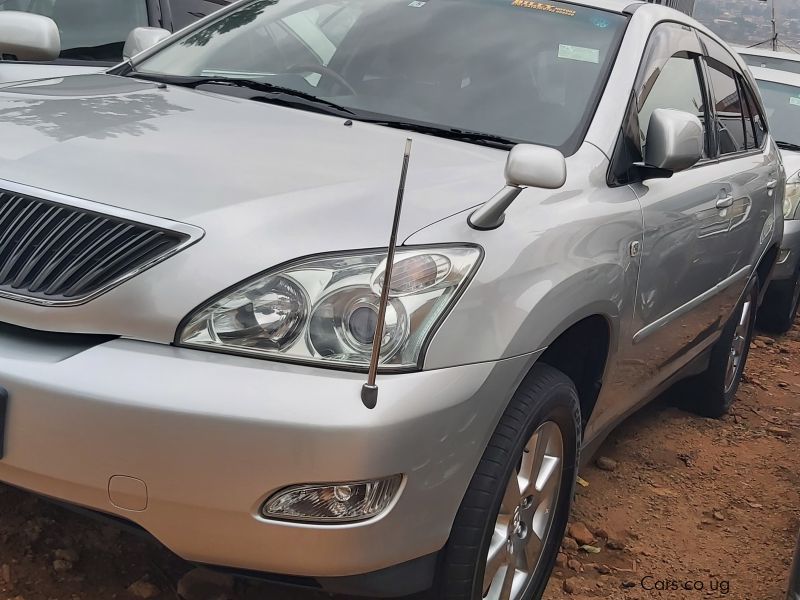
xmin=716 ymin=196 xmax=734 ymax=209
xmin=767 ymin=179 xmax=779 ymax=189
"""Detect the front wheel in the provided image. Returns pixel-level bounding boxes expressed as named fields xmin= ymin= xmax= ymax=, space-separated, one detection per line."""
xmin=438 ymin=363 xmax=580 ymax=600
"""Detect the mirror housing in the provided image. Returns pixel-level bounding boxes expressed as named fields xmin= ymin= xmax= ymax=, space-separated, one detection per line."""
xmin=504 ymin=144 xmax=568 ymax=190
xmin=469 ymin=144 xmax=567 ymax=230
xmin=0 ymin=11 xmax=60 ymax=61
xmin=643 ymin=108 xmax=704 ymax=174
xmin=123 ymin=27 xmax=171 ymax=60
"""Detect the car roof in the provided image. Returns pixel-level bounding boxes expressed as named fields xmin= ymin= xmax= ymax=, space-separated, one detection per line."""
xmin=734 ymin=46 xmax=800 ymax=63
xmin=750 ymin=66 xmax=800 ymax=88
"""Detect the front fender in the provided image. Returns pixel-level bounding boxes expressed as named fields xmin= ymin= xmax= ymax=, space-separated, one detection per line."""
xmin=406 ymin=145 xmax=642 ymax=370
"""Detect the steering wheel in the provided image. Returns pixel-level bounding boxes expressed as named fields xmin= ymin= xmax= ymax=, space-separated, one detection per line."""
xmin=286 ymin=64 xmax=357 ymax=96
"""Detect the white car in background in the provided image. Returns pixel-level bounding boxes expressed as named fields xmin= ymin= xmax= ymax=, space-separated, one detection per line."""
xmin=738 ymin=46 xmax=800 ymax=76
xmin=0 ymin=0 xmax=231 ymax=83
xmin=750 ymin=65 xmax=800 ymax=331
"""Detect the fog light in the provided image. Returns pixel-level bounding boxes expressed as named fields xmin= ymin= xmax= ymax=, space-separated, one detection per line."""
xmin=777 ymin=249 xmax=791 ymax=264
xmin=261 ymin=476 xmax=402 ymax=523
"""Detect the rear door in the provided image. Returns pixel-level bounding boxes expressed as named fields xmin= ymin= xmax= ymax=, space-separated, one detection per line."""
xmin=699 ymin=35 xmax=778 ymax=306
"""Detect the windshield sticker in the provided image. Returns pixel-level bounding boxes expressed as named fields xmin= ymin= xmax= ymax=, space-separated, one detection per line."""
xmin=558 ymin=44 xmax=600 ymax=64
xmin=511 ymin=1 xmax=576 ymax=17
xmin=790 ymin=96 xmax=800 ymax=107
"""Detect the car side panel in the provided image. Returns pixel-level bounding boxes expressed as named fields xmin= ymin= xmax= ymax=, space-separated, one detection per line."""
xmin=409 ymin=144 xmax=642 ymax=372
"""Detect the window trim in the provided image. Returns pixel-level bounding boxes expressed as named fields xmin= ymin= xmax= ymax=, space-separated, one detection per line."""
xmin=607 ymin=21 xmax=716 ymax=186
xmin=703 ymin=56 xmax=767 ymax=160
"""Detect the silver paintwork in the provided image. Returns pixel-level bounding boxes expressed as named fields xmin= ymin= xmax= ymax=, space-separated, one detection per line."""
xmin=0 ymin=0 xmax=784 ymax=583
xmin=643 ymin=109 xmax=704 ymax=172
xmin=122 ymin=27 xmax=172 ymax=61
xmin=0 ymin=11 xmax=60 ymax=62
xmin=483 ymin=421 xmax=562 ymax=600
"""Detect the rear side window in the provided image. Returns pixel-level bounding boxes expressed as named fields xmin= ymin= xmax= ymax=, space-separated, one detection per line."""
xmin=638 ymin=54 xmax=709 ymax=158
xmin=169 ymin=0 xmax=230 ymax=30
xmin=741 ymin=80 xmax=766 ymax=148
xmin=706 ymin=60 xmax=751 ymax=156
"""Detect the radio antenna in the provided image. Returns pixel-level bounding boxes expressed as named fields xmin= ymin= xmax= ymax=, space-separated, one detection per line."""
xmin=361 ymin=138 xmax=413 ymax=409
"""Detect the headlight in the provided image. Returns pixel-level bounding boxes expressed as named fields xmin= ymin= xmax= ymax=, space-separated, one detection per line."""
xmin=784 ymin=170 xmax=800 ymax=220
xmin=178 ymin=246 xmax=482 ymax=370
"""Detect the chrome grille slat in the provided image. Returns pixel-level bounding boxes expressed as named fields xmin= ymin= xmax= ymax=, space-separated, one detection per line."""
xmin=11 ymin=210 xmax=82 ymax=288
xmin=0 ymin=189 xmax=189 ymax=303
xmin=0 ymin=205 xmax=62 ymax=283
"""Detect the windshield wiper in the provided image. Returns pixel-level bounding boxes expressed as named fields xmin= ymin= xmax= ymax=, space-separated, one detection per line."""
xmin=131 ymin=73 xmax=356 ymax=117
xmin=777 ymin=140 xmax=800 ymax=152
xmin=358 ymin=119 xmax=516 ymax=149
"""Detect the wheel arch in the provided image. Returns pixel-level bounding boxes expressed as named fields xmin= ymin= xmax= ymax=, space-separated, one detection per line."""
xmin=536 ymin=313 xmax=613 ymax=430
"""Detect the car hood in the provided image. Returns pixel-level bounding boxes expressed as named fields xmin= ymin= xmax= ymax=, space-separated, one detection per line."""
xmin=0 ymin=74 xmax=505 ymax=233
xmin=0 ymin=63 xmax=104 ymax=84
xmin=782 ymin=149 xmax=800 ymax=178
xmin=0 ymin=74 xmax=510 ymax=341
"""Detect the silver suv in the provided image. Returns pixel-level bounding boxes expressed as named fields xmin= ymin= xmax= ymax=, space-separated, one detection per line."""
xmin=0 ymin=1 xmax=784 ymax=598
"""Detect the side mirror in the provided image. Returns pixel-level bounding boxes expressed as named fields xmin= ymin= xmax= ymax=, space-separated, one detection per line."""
xmin=469 ymin=144 xmax=567 ymax=230
xmin=0 ymin=11 xmax=60 ymax=61
xmin=504 ymin=144 xmax=568 ymax=190
xmin=642 ymin=108 xmax=704 ymax=174
xmin=123 ymin=27 xmax=171 ymax=60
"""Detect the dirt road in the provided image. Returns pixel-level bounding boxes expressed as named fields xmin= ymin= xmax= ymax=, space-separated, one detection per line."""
xmin=0 ymin=321 xmax=797 ymax=600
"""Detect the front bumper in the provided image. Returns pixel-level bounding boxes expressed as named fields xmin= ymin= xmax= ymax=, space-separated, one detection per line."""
xmin=773 ymin=220 xmax=800 ymax=281
xmin=0 ymin=326 xmax=534 ymax=583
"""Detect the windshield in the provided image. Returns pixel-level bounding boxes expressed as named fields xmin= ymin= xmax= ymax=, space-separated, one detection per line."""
xmin=135 ymin=0 xmax=626 ymax=152
xmin=756 ymin=79 xmax=800 ymax=147
xmin=0 ymin=0 xmax=148 ymax=62
xmin=742 ymin=54 xmax=800 ymax=76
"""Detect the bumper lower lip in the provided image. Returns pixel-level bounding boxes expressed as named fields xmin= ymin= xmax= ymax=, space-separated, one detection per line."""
xmin=0 ymin=329 xmax=536 ymax=579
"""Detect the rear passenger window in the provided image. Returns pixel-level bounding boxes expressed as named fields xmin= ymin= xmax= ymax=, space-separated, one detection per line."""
xmin=707 ymin=60 xmax=752 ymax=155
xmin=638 ymin=54 xmax=709 ymax=159
xmin=741 ymin=81 xmax=767 ymax=148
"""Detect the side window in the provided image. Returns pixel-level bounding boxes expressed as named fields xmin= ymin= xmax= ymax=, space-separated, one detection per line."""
xmin=706 ymin=60 xmax=751 ymax=155
xmin=637 ymin=54 xmax=709 ymax=159
xmin=741 ymin=80 xmax=767 ymax=148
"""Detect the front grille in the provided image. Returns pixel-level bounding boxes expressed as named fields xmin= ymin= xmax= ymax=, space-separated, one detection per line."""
xmin=0 ymin=189 xmax=189 ymax=304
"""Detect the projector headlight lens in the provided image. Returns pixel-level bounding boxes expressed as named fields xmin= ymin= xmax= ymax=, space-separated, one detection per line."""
xmin=179 ymin=246 xmax=481 ymax=370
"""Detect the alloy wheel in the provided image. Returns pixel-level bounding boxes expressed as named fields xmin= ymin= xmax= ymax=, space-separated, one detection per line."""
xmin=482 ymin=421 xmax=563 ymax=600
xmin=725 ymin=295 xmax=753 ymax=392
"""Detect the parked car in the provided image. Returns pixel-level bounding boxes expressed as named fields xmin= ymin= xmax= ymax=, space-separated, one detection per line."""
xmin=0 ymin=0 xmax=784 ymax=598
xmin=789 ymin=532 xmax=800 ymax=600
xmin=750 ymin=66 xmax=800 ymax=331
xmin=737 ymin=46 xmax=800 ymax=76
xmin=0 ymin=0 xmax=231 ymax=83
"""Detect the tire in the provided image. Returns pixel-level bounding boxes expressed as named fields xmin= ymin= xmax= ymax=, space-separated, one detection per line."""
xmin=681 ymin=278 xmax=759 ymax=418
xmin=757 ymin=270 xmax=800 ymax=334
xmin=438 ymin=363 xmax=581 ymax=600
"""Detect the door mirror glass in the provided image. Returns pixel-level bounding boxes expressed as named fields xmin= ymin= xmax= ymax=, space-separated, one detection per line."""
xmin=644 ymin=108 xmax=704 ymax=173
xmin=0 ymin=11 xmax=60 ymax=61
xmin=123 ymin=27 xmax=171 ymax=60
xmin=504 ymin=144 xmax=567 ymax=190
